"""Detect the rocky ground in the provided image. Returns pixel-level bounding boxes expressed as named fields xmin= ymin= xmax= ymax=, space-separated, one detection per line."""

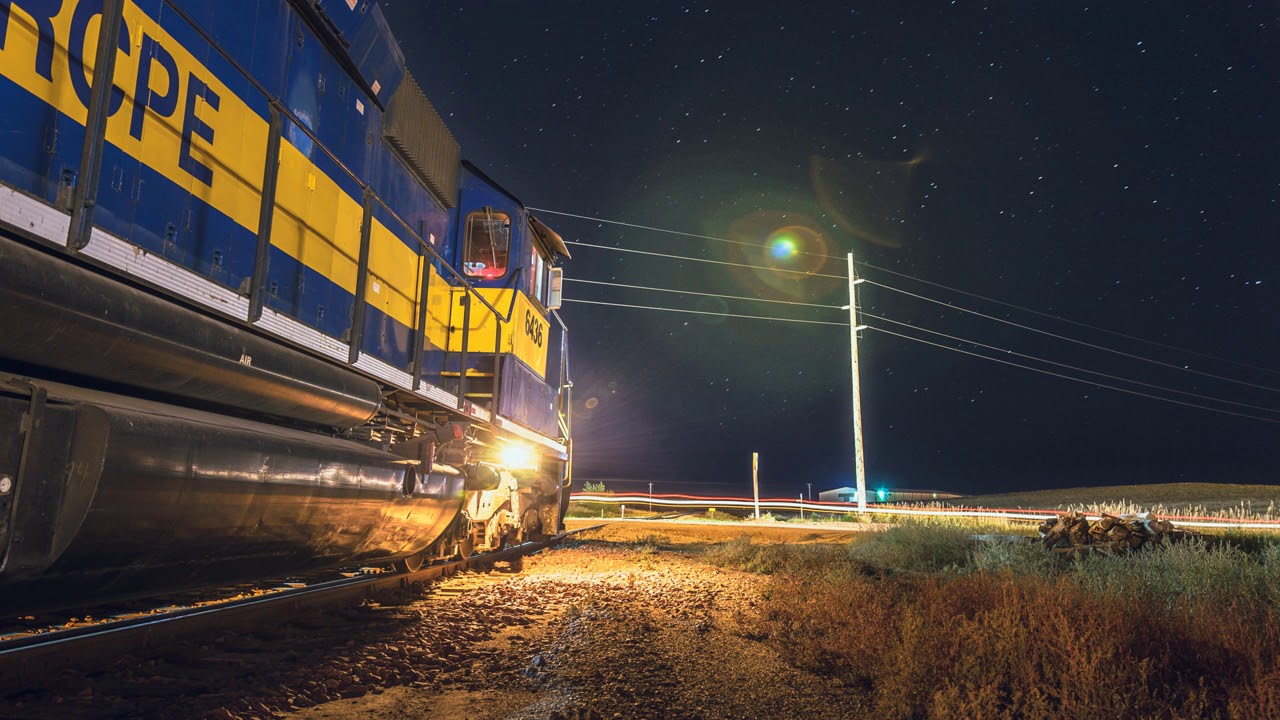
xmin=3 ymin=520 xmax=874 ymax=720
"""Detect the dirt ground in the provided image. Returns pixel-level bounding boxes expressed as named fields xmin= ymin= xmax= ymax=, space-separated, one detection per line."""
xmin=283 ymin=520 xmax=874 ymax=720
xmin=3 ymin=520 xmax=875 ymax=720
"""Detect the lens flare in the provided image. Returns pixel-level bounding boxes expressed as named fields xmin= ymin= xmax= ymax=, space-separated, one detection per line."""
xmin=761 ymin=226 xmax=826 ymax=276
xmin=810 ymin=153 xmax=924 ymax=249
xmin=770 ymin=236 xmax=798 ymax=259
xmin=721 ymin=211 xmax=841 ymax=300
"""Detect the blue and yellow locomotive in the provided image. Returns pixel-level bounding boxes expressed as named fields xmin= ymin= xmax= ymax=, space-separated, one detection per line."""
xmin=0 ymin=0 xmax=571 ymax=606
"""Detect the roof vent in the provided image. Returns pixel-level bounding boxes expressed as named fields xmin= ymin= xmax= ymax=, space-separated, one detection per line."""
xmin=384 ymin=72 xmax=460 ymax=207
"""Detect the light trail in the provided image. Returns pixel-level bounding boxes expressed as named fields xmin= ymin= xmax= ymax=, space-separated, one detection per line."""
xmin=569 ymin=493 xmax=1280 ymax=531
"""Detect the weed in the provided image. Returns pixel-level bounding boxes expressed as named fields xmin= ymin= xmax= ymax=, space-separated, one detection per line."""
xmin=705 ymin=536 xmax=787 ymax=574
xmin=705 ymin=536 xmax=862 ymax=577
xmin=847 ymin=523 xmax=975 ymax=572
xmin=1068 ymin=537 xmax=1280 ymax=607
xmin=711 ymin=513 xmax=1280 ymax=718
xmin=630 ymin=533 xmax=667 ymax=555
xmin=1220 ymin=529 xmax=1280 ymax=555
xmin=952 ymin=482 xmax=1280 ymax=521
xmin=759 ymin=569 xmax=1280 ymax=718
xmin=969 ymin=536 xmax=1058 ymax=577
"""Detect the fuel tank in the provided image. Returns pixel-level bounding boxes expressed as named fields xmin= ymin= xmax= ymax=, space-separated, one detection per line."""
xmin=0 ymin=237 xmax=382 ymax=430
xmin=0 ymin=376 xmax=464 ymax=610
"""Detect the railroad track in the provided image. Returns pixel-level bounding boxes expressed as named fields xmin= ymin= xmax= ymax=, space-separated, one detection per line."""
xmin=0 ymin=526 xmax=602 ymax=694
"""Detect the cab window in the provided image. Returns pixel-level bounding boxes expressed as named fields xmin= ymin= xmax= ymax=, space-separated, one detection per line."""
xmin=529 ymin=241 xmax=547 ymax=304
xmin=462 ymin=209 xmax=510 ymax=279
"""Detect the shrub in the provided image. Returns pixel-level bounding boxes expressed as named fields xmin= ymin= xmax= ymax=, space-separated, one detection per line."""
xmin=629 ymin=533 xmax=667 ymax=555
xmin=848 ymin=523 xmax=975 ymax=572
xmin=969 ymin=537 xmax=1058 ymax=578
xmin=706 ymin=536 xmax=789 ymax=574
xmin=1068 ymin=538 xmax=1280 ymax=608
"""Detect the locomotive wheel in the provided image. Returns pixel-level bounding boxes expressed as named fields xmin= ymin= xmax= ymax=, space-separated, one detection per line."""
xmin=393 ymin=553 xmax=425 ymax=573
xmin=520 ymin=507 xmax=545 ymax=542
xmin=455 ymin=536 xmax=474 ymax=560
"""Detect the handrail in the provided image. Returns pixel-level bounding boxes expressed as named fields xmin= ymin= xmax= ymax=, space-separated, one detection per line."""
xmin=67 ymin=0 xmax=125 ymax=250
xmin=168 ymin=0 xmax=509 ymax=336
xmin=550 ymin=309 xmax=572 ymax=449
xmin=129 ymin=1 xmax=553 ymax=431
xmin=246 ymin=94 xmax=513 ymax=407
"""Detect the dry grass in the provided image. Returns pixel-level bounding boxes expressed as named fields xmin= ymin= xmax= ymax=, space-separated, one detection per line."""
xmin=710 ymin=524 xmax=1280 ymax=719
xmin=950 ymin=482 xmax=1280 ymax=519
xmin=760 ymin=571 xmax=1280 ymax=719
xmin=570 ymin=518 xmax=1280 ymax=715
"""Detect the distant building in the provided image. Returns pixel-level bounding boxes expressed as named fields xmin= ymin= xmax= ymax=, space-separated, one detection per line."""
xmin=819 ymin=486 xmax=862 ymax=503
xmin=819 ymin=486 xmax=962 ymax=504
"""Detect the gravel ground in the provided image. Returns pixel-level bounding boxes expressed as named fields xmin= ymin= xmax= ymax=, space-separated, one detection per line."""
xmin=3 ymin=522 xmax=871 ymax=719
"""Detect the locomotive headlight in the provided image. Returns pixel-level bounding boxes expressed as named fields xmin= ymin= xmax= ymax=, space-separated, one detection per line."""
xmin=499 ymin=442 xmax=539 ymax=470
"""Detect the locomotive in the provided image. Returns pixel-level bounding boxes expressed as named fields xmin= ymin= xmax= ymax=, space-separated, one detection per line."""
xmin=0 ymin=0 xmax=572 ymax=608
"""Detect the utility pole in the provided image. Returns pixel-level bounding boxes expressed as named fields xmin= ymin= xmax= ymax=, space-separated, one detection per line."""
xmin=799 ymin=494 xmax=804 ymax=521
xmin=752 ymin=452 xmax=760 ymax=519
xmin=648 ymin=481 xmax=654 ymax=513
xmin=806 ymin=482 xmax=812 ymax=501
xmin=847 ymin=253 xmax=868 ymax=512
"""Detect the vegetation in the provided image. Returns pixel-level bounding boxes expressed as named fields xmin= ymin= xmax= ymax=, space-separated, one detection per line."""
xmin=572 ymin=480 xmax=1280 ymax=714
xmin=708 ymin=522 xmax=1280 ymax=718
xmin=951 ymin=482 xmax=1280 ymax=519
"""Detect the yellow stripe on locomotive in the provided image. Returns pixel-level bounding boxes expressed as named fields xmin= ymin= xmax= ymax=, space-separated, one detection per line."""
xmin=0 ymin=0 xmax=427 ymax=333
xmin=0 ymin=0 xmax=267 ymax=232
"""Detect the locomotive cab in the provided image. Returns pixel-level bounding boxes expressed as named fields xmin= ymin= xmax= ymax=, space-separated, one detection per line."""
xmin=440 ymin=164 xmax=570 ymax=441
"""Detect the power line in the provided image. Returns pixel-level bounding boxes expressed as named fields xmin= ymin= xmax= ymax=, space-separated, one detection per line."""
xmin=862 ymin=311 xmax=1280 ymax=416
xmin=862 ymin=278 xmax=1280 ymax=396
xmin=566 ymin=277 xmax=845 ymax=309
xmin=865 ymin=325 xmax=1280 ymax=426
xmin=562 ymin=298 xmax=847 ymax=326
xmin=530 ymin=207 xmax=759 ymax=247
xmin=533 ymin=206 xmax=840 ymax=263
xmin=566 ymin=275 xmax=1280 ymax=421
xmin=856 ymin=259 xmax=1280 ymax=378
xmin=570 ymin=235 xmax=1280 ymax=395
xmin=538 ymin=206 xmax=1278 ymax=378
xmin=566 ymin=240 xmax=847 ymax=280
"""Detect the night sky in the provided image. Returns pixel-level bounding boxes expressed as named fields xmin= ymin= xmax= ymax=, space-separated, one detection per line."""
xmin=382 ymin=1 xmax=1280 ymax=498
